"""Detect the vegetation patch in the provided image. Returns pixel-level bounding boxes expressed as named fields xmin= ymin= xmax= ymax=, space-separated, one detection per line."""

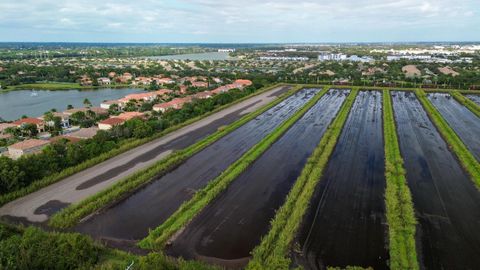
xmin=0 ymin=222 xmax=218 ymax=270
xmin=48 ymin=84 xmax=301 ymax=228
xmin=0 ymin=83 xmax=287 ymax=207
xmin=245 ymin=89 xmax=358 ymax=270
xmin=382 ymin=89 xmax=418 ymax=270
xmin=138 ymin=87 xmax=330 ymax=250
xmin=416 ymin=89 xmax=480 ymax=189
xmin=450 ymin=91 xmax=480 ymax=118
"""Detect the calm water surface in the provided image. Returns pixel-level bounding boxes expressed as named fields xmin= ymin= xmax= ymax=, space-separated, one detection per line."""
xmin=0 ymin=88 xmax=144 ymax=121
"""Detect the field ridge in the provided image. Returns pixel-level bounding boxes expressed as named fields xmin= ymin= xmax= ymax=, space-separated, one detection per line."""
xmin=382 ymin=89 xmax=419 ymax=270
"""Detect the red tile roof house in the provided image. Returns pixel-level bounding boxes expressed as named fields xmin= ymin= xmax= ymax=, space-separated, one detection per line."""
xmin=97 ymin=77 xmax=111 ymax=85
xmin=98 ymin=117 xmax=126 ymax=130
xmin=38 ymin=112 xmax=71 ymax=129
xmin=8 ymin=139 xmax=50 ymax=159
xmin=12 ymin=118 xmax=46 ymax=132
xmin=132 ymin=77 xmax=152 ymax=86
xmin=153 ymin=97 xmax=192 ymax=113
xmin=114 ymin=112 xmax=146 ymax=121
xmin=193 ymin=91 xmax=213 ymax=100
xmin=154 ymin=77 xmax=175 ymax=85
xmin=191 ymin=81 xmax=209 ymax=88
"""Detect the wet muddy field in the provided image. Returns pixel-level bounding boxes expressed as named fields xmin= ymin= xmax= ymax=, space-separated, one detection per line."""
xmin=74 ymin=88 xmax=320 ymax=242
xmin=392 ymin=91 xmax=480 ymax=269
xmin=293 ymin=91 xmax=388 ymax=270
xmin=466 ymin=94 xmax=480 ymax=106
xmin=428 ymin=93 xmax=480 ymax=161
xmin=166 ymin=89 xmax=349 ymax=267
xmin=76 ymin=86 xmax=292 ymax=191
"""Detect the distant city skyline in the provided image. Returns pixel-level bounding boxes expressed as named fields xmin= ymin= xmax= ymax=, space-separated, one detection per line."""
xmin=0 ymin=0 xmax=478 ymax=43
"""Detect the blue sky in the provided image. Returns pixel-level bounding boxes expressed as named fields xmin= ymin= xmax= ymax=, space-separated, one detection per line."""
xmin=0 ymin=0 xmax=478 ymax=43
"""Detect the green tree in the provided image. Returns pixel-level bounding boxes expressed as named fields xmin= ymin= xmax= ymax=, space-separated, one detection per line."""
xmin=83 ymin=98 xmax=92 ymax=108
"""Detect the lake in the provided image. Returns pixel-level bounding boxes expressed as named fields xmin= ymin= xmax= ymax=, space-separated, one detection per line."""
xmin=0 ymin=88 xmax=144 ymax=121
xmin=147 ymin=51 xmax=237 ymax=61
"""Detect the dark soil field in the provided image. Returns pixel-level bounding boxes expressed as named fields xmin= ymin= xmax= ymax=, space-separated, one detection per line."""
xmin=76 ymin=86 xmax=292 ymax=190
xmin=166 ymin=89 xmax=349 ymax=268
xmin=428 ymin=93 xmax=480 ymax=160
xmin=392 ymin=91 xmax=480 ymax=269
xmin=74 ymin=88 xmax=319 ymax=242
xmin=466 ymin=94 xmax=480 ymax=106
xmin=294 ymin=91 xmax=388 ymax=270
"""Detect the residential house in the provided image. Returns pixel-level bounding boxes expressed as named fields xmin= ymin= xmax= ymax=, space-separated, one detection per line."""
xmin=98 ymin=117 xmax=126 ymax=130
xmin=192 ymin=91 xmax=213 ymax=100
xmin=154 ymin=77 xmax=175 ymax=85
xmin=38 ymin=112 xmax=71 ymax=129
xmin=153 ymin=97 xmax=192 ymax=113
xmin=64 ymin=127 xmax=99 ymax=139
xmin=79 ymin=75 xmax=93 ymax=86
xmin=97 ymin=77 xmax=111 ymax=85
xmin=8 ymin=139 xmax=50 ymax=159
xmin=114 ymin=111 xmax=146 ymax=121
xmin=117 ymin=72 xmax=133 ymax=84
xmin=12 ymin=118 xmax=45 ymax=132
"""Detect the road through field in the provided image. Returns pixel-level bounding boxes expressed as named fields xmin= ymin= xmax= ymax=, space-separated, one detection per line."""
xmin=294 ymin=91 xmax=388 ymax=270
xmin=166 ymin=89 xmax=349 ymax=267
xmin=392 ymin=91 xmax=480 ymax=269
xmin=428 ymin=93 xmax=480 ymax=160
xmin=0 ymin=85 xmax=292 ymax=223
xmin=74 ymin=88 xmax=320 ymax=242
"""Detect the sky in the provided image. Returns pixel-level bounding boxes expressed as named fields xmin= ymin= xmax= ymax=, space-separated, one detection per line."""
xmin=0 ymin=0 xmax=478 ymax=43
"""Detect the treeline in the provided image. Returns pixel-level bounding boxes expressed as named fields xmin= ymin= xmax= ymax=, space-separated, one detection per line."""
xmin=0 ymin=223 xmax=218 ymax=270
xmin=0 ymin=224 xmax=100 ymax=269
xmin=0 ymin=87 xmax=260 ymax=195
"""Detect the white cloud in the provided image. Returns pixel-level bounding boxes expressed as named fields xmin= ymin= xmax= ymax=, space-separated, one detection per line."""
xmin=0 ymin=0 xmax=478 ymax=42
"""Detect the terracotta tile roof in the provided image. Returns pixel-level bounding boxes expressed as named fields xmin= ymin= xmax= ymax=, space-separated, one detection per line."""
xmin=99 ymin=117 xmax=125 ymax=126
xmin=9 ymin=139 xmax=50 ymax=150
xmin=12 ymin=118 xmax=44 ymax=125
xmin=114 ymin=112 xmax=145 ymax=121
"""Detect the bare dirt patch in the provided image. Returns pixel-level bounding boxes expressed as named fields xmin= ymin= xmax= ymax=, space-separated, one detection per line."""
xmin=402 ymin=65 xmax=421 ymax=77
xmin=438 ymin=66 xmax=459 ymax=76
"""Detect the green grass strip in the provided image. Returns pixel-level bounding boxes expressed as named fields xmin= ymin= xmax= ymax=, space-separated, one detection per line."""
xmin=48 ymin=85 xmax=302 ymax=228
xmin=382 ymin=89 xmax=419 ymax=270
xmin=139 ymin=87 xmax=330 ymax=250
xmin=450 ymin=91 xmax=480 ymax=118
xmin=416 ymin=89 xmax=480 ymax=190
xmin=0 ymin=83 xmax=288 ymax=207
xmin=246 ymin=88 xmax=359 ymax=270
